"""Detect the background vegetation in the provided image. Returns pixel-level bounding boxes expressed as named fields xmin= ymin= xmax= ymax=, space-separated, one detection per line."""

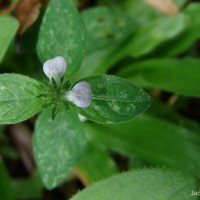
xmin=0 ymin=0 xmax=200 ymax=199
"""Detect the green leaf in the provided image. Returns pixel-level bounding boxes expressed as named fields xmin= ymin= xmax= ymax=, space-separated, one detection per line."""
xmin=0 ymin=159 xmax=14 ymax=200
xmin=184 ymin=3 xmax=200 ymax=26
xmin=122 ymin=0 xmax=163 ymax=25
xmin=149 ymin=26 xmax=200 ymax=57
xmin=37 ymin=0 xmax=86 ymax=76
xmin=148 ymin=4 xmax=200 ymax=57
xmin=0 ymin=16 xmax=19 ymax=63
xmin=98 ymin=0 xmax=163 ymax=25
xmin=84 ymin=115 xmax=200 ymax=177
xmin=73 ymin=7 xmax=137 ymax=80
xmin=78 ymin=13 xmax=188 ymax=77
xmin=119 ymin=58 xmax=200 ymax=97
xmin=0 ymin=74 xmax=44 ymax=124
xmin=82 ymin=6 xmax=135 ymax=52
xmin=71 ymin=168 xmax=198 ymax=200
xmin=123 ymin=14 xmax=188 ymax=57
xmin=33 ymin=108 xmax=87 ymax=189
xmin=73 ymin=75 xmax=152 ymax=124
xmin=77 ymin=143 xmax=118 ymax=184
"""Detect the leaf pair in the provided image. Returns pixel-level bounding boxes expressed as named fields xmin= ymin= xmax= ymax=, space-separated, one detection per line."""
xmin=0 ymin=0 xmax=152 ymax=190
xmin=0 ymin=74 xmax=152 ymax=125
xmin=0 ymin=73 xmax=151 ymax=189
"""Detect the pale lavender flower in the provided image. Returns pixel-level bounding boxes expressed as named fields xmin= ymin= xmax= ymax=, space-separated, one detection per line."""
xmin=65 ymin=81 xmax=92 ymax=108
xmin=43 ymin=56 xmax=67 ymax=85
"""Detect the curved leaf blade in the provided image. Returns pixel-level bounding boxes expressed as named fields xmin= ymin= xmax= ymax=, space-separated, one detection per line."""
xmin=0 ymin=74 xmax=43 ymax=124
xmin=85 ymin=114 xmax=200 ymax=177
xmin=71 ymin=168 xmax=198 ymax=200
xmin=33 ymin=109 xmax=87 ymax=189
xmin=82 ymin=6 xmax=135 ymax=52
xmin=0 ymin=16 xmax=19 ymax=63
xmin=119 ymin=59 xmax=200 ymax=97
xmin=74 ymin=8 xmax=137 ymax=80
xmin=73 ymin=75 xmax=152 ymax=124
xmin=37 ymin=0 xmax=86 ymax=76
xmin=124 ymin=14 xmax=188 ymax=57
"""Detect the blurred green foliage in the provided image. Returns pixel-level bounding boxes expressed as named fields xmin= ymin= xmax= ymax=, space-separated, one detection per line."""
xmin=0 ymin=0 xmax=200 ymax=199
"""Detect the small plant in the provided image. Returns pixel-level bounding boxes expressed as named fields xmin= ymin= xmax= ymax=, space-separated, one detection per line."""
xmin=0 ymin=55 xmax=152 ymax=188
xmin=1 ymin=0 xmax=200 ymax=199
xmin=0 ymin=0 xmax=152 ymax=189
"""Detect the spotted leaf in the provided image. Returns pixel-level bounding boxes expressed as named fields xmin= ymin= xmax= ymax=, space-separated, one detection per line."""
xmin=33 ymin=108 xmax=87 ymax=189
xmin=0 ymin=74 xmax=43 ymax=124
xmin=37 ymin=0 xmax=86 ymax=76
xmin=72 ymin=75 xmax=152 ymax=123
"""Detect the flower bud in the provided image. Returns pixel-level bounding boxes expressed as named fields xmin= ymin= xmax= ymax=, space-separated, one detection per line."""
xmin=43 ymin=56 xmax=67 ymax=84
xmin=65 ymin=81 xmax=92 ymax=108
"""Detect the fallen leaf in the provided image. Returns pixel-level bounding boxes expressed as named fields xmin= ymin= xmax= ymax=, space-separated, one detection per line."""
xmin=14 ymin=0 xmax=42 ymax=35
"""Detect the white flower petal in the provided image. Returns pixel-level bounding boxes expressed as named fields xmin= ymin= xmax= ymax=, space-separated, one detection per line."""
xmin=43 ymin=56 xmax=67 ymax=84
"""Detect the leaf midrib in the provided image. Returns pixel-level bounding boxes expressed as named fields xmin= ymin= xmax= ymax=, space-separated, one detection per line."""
xmin=92 ymin=96 xmax=150 ymax=103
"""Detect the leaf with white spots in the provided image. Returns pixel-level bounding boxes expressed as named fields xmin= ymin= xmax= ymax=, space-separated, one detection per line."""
xmin=33 ymin=108 xmax=87 ymax=189
xmin=72 ymin=75 xmax=152 ymax=123
xmin=37 ymin=0 xmax=86 ymax=76
xmin=0 ymin=74 xmax=44 ymax=124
